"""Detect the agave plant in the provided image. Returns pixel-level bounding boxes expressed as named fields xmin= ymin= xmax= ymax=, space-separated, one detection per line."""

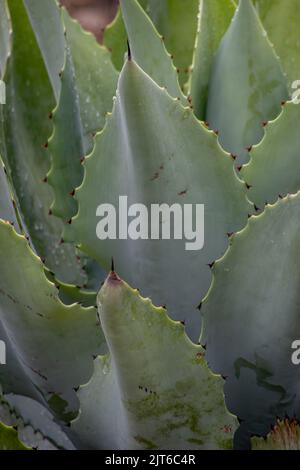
xmin=0 ymin=0 xmax=299 ymax=450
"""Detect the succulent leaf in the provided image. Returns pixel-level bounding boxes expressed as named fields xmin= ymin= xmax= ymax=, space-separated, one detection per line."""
xmin=0 ymin=421 xmax=30 ymax=450
xmin=0 ymin=392 xmax=75 ymax=450
xmin=189 ymin=0 xmax=236 ymax=120
xmin=4 ymin=0 xmax=86 ymax=286
xmin=47 ymin=49 xmax=82 ymax=222
xmin=0 ymin=159 xmax=21 ymax=232
xmin=242 ymin=101 xmax=300 ymax=208
xmin=146 ymin=0 xmax=199 ymax=88
xmin=72 ymin=272 xmax=237 ymax=450
xmin=121 ymin=0 xmax=187 ymax=103
xmin=68 ymin=59 xmax=250 ymax=339
xmin=206 ymin=0 xmax=288 ymax=164
xmin=24 ymin=0 xmax=65 ymax=102
xmin=254 ymin=0 xmax=300 ymax=88
xmin=45 ymin=270 xmax=97 ymax=308
xmin=201 ymin=193 xmax=300 ymax=423
xmin=62 ymin=10 xmax=119 ymax=154
xmin=105 ymin=0 xmax=199 ymax=88
xmin=0 ymin=0 xmax=10 ymax=78
xmin=0 ymin=220 xmax=106 ymax=418
xmin=47 ymin=9 xmax=119 ymax=222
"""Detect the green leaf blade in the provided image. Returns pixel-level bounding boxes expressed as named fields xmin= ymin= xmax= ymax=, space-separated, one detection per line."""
xmin=121 ymin=0 xmax=187 ymax=103
xmin=206 ymin=0 xmax=288 ymax=164
xmin=72 ymin=272 xmax=237 ymax=450
xmin=202 ymin=193 xmax=300 ymax=425
xmin=242 ymin=101 xmax=300 ymax=208
xmin=189 ymin=0 xmax=236 ymax=120
xmin=69 ymin=59 xmax=250 ymax=339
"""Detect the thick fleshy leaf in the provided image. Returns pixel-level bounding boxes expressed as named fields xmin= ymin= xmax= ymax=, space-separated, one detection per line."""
xmin=0 ymin=159 xmax=20 ymax=231
xmin=0 ymin=0 xmax=10 ymax=78
xmin=105 ymin=0 xmax=198 ymax=88
xmin=206 ymin=0 xmax=288 ymax=164
xmin=0 ymin=220 xmax=105 ymax=418
xmin=146 ymin=0 xmax=199 ymax=87
xmin=46 ymin=270 xmax=97 ymax=308
xmin=201 ymin=193 xmax=300 ymax=424
xmin=62 ymin=10 xmax=119 ymax=154
xmin=188 ymin=0 xmax=236 ymax=120
xmin=47 ymin=10 xmax=119 ymax=222
xmin=254 ymin=0 xmax=300 ymax=87
xmin=121 ymin=0 xmax=187 ymax=103
xmin=4 ymin=0 xmax=86 ymax=286
xmin=68 ymin=59 xmax=250 ymax=339
xmin=251 ymin=419 xmax=300 ymax=450
xmin=47 ymin=49 xmax=82 ymax=221
xmin=26 ymin=3 xmax=115 ymax=288
xmin=72 ymin=272 xmax=237 ymax=450
xmin=24 ymin=0 xmax=65 ymax=101
xmin=0 ymin=422 xmax=29 ymax=450
xmin=241 ymin=101 xmax=300 ymax=208
xmin=0 ymin=393 xmax=76 ymax=450
xmin=103 ymin=8 xmax=127 ymax=71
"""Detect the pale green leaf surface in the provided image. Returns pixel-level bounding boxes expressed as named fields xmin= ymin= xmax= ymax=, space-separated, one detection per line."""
xmin=241 ymin=101 xmax=300 ymax=208
xmin=47 ymin=48 xmax=84 ymax=221
xmin=105 ymin=0 xmax=198 ymax=87
xmin=0 ymin=159 xmax=20 ymax=231
xmin=47 ymin=10 xmax=119 ymax=223
xmin=189 ymin=0 xmax=236 ymax=119
xmin=206 ymin=0 xmax=288 ymax=164
xmin=201 ymin=193 xmax=300 ymax=420
xmin=63 ymin=10 xmax=119 ymax=154
xmin=121 ymin=0 xmax=187 ymax=103
xmin=0 ymin=0 xmax=10 ymax=78
xmin=0 ymin=320 xmax=42 ymax=404
xmin=68 ymin=59 xmax=250 ymax=339
xmin=146 ymin=0 xmax=199 ymax=87
xmin=0 ymin=393 xmax=76 ymax=450
xmin=0 ymin=220 xmax=105 ymax=417
xmin=45 ymin=270 xmax=97 ymax=308
xmin=4 ymin=0 xmax=87 ymax=286
xmin=103 ymin=8 xmax=127 ymax=71
xmin=72 ymin=273 xmax=237 ymax=450
xmin=24 ymin=0 xmax=65 ymax=101
xmin=254 ymin=0 xmax=300 ymax=87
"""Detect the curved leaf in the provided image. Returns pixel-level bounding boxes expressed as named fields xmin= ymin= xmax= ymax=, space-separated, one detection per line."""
xmin=201 ymin=193 xmax=300 ymax=424
xmin=47 ymin=10 xmax=119 ymax=222
xmin=206 ymin=0 xmax=288 ymax=164
xmin=0 ymin=0 xmax=10 ymax=78
xmin=0 ymin=159 xmax=21 ymax=231
xmin=4 ymin=0 xmax=86 ymax=286
xmin=147 ymin=0 xmax=199 ymax=88
xmin=62 ymin=10 xmax=119 ymax=154
xmin=121 ymin=0 xmax=187 ymax=103
xmin=0 ymin=421 xmax=30 ymax=450
xmin=68 ymin=59 xmax=250 ymax=339
xmin=188 ymin=0 xmax=236 ymax=120
xmin=72 ymin=272 xmax=237 ymax=450
xmin=103 ymin=8 xmax=127 ymax=71
xmin=241 ymin=101 xmax=300 ymax=208
xmin=24 ymin=0 xmax=65 ymax=101
xmin=254 ymin=0 xmax=300 ymax=87
xmin=0 ymin=393 xmax=76 ymax=450
xmin=104 ymin=0 xmax=199 ymax=87
xmin=0 ymin=220 xmax=105 ymax=418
